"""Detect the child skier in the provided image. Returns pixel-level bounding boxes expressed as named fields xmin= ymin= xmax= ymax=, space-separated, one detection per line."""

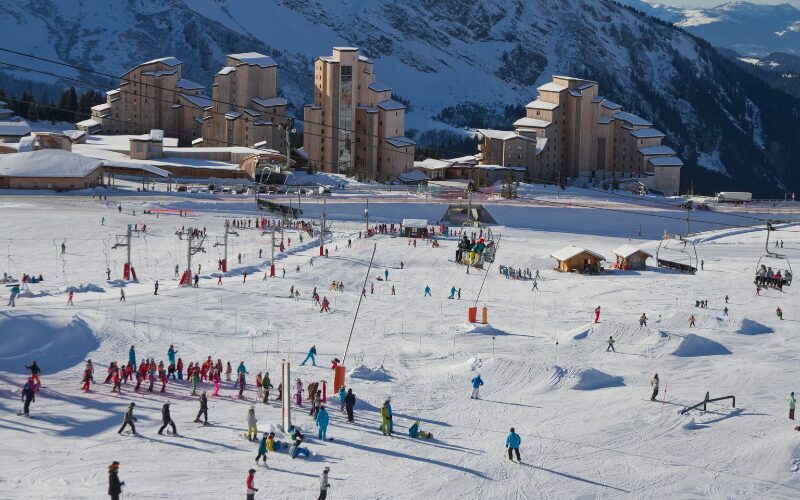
xmin=651 ymin=373 xmax=659 ymax=401
xmin=606 ymin=336 xmax=616 ymax=352
xmin=157 ymin=401 xmax=177 ymax=436
xmin=246 ymin=405 xmax=258 ymax=441
xmin=255 ymin=432 xmax=269 ymax=466
xmin=470 ymin=374 xmax=484 ymax=399
xmin=594 ymin=306 xmax=601 ymax=323
xmin=639 ymin=313 xmax=648 ymax=327
xmin=317 ymin=406 xmax=330 ymax=440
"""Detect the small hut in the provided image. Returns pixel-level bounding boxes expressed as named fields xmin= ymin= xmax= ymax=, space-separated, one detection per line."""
xmin=611 ymin=244 xmax=652 ymax=270
xmin=551 ymin=245 xmax=606 ymax=274
xmin=402 ymin=219 xmax=429 ymax=238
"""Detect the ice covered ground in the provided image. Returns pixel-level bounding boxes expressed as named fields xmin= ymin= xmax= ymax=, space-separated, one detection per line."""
xmin=0 ymin=194 xmax=799 ymax=499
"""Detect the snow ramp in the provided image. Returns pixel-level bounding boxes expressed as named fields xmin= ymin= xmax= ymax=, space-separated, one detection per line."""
xmin=672 ymin=334 xmax=732 ymax=357
xmin=736 ymin=319 xmax=773 ymax=336
xmin=573 ymin=368 xmax=625 ymax=391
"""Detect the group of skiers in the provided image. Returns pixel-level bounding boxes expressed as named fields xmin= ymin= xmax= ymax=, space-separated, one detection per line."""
xmin=755 ymin=265 xmax=792 ymax=290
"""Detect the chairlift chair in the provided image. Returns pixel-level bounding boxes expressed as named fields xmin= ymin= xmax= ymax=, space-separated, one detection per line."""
xmin=755 ymin=222 xmax=792 ymax=288
xmin=655 ymin=234 xmax=697 ymax=274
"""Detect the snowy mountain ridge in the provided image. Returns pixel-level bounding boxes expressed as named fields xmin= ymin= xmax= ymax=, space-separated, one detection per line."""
xmin=2 ymin=0 xmax=800 ymax=195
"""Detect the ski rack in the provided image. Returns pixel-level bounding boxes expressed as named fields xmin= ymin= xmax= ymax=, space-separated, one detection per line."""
xmin=680 ymin=391 xmax=735 ymax=415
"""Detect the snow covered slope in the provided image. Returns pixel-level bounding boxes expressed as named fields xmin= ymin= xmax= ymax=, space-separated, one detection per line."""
xmin=0 ymin=192 xmax=799 ymax=498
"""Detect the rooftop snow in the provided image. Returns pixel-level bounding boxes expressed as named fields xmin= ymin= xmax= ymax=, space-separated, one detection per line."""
xmin=402 ymin=219 xmax=428 ymax=228
xmin=141 ymin=57 xmax=181 ymax=67
xmin=538 ymin=82 xmax=567 ymax=92
xmin=385 ymin=136 xmax=415 ymax=148
xmin=91 ymin=103 xmax=111 ymax=111
xmin=228 ymin=52 xmax=277 ymax=68
xmin=251 ymin=97 xmax=288 ymax=108
xmin=63 ymin=130 xmax=86 ymax=141
xmin=612 ymin=111 xmax=652 ymax=127
xmin=131 ymin=129 xmax=164 ymax=142
xmin=368 ymin=82 xmax=392 ymax=92
xmin=225 ymin=111 xmax=241 ymax=120
xmin=141 ymin=69 xmax=177 ymax=77
xmin=478 ymin=129 xmax=517 ymax=141
xmin=0 ymin=120 xmax=32 ymax=136
xmin=569 ymin=89 xmax=582 ymax=97
xmin=76 ymin=119 xmax=100 ymax=128
xmin=176 ymin=79 xmax=204 ymax=90
xmin=525 ymin=100 xmax=559 ymax=110
xmin=631 ymin=128 xmax=665 ymax=139
xmin=378 ymin=99 xmax=406 ymax=111
xmin=0 ymin=149 xmax=102 ymax=178
xmin=648 ymin=156 xmax=684 ymax=167
xmin=333 ymin=47 xmax=359 ymax=51
xmin=217 ymin=67 xmax=236 ymax=75
xmin=513 ymin=117 xmax=551 ymax=128
xmin=551 ymin=245 xmax=606 ymax=262
xmin=178 ymin=93 xmax=212 ymax=108
xmin=417 ymin=158 xmax=451 ymax=170
xmin=612 ymin=244 xmax=652 ymax=259
xmin=639 ymin=145 xmax=675 ymax=156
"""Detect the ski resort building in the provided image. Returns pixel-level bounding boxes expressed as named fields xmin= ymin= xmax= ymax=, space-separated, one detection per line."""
xmin=200 ymin=53 xmax=287 ymax=151
xmin=85 ymin=53 xmax=287 ymax=150
xmin=477 ymin=76 xmax=683 ymax=195
xmin=303 ymin=47 xmax=415 ymax=181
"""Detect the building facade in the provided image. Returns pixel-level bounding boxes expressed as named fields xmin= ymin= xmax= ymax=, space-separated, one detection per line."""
xmin=477 ymin=76 xmax=682 ymax=195
xmin=201 ymin=53 xmax=287 ymax=151
xmin=303 ymin=47 xmax=415 ymax=181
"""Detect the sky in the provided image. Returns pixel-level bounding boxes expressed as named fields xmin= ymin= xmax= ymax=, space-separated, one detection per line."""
xmin=662 ymin=0 xmax=800 ymax=6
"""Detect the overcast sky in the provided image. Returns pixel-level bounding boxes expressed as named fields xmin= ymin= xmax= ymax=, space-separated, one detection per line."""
xmin=662 ymin=0 xmax=799 ymax=6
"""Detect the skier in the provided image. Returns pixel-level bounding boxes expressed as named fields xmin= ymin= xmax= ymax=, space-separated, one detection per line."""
xmin=246 ymin=468 xmax=259 ymax=500
xmin=788 ymin=392 xmax=796 ymax=420
xmin=61 ymin=242 xmax=66 ymax=254
xmin=606 ymin=336 xmax=616 ymax=352
xmin=651 ymin=373 xmax=660 ymax=401
xmin=174 ymin=264 xmax=179 ymax=277
xmin=470 ymin=374 xmax=484 ymax=399
xmin=725 ymin=294 xmax=729 ymax=304
xmin=380 ymin=399 xmax=393 ymax=436
xmin=157 ymin=401 xmax=177 ymax=435
xmin=153 ymin=280 xmax=159 ymax=295
xmin=317 ymin=406 xmax=330 ymax=440
xmin=226 ymin=361 xmax=233 ymax=381
xmin=338 ymin=385 xmax=346 ymax=413
xmin=20 ymin=379 xmax=35 ymax=416
xmin=167 ymin=345 xmax=177 ymax=367
xmin=212 ymin=369 xmax=220 ymax=396
xmin=506 ymin=427 xmax=522 ymax=463
xmin=26 ymin=361 xmax=41 ymax=388
xmin=7 ymin=283 xmax=20 ymax=306
xmin=255 ymin=432 xmax=269 ymax=466
xmin=320 ymin=296 xmax=330 ymax=313
xmin=301 ymin=345 xmax=317 ymax=366
xmin=289 ymin=432 xmax=312 ymax=459
xmin=119 ymin=289 xmax=125 ymax=302
xmin=191 ymin=366 xmax=200 ymax=395
xmin=594 ymin=305 xmax=601 ymax=323
xmin=449 ymin=286 xmax=456 ymax=299
xmin=117 ymin=402 xmax=137 ymax=435
xmin=247 ymin=405 xmax=258 ymax=441
xmin=262 ymin=372 xmax=272 ymax=404
xmin=106 ymin=267 xmax=111 ymax=280
xmin=639 ymin=313 xmax=648 ymax=327
xmin=723 ymin=306 xmax=729 ymax=316
xmin=194 ymin=391 xmax=208 ymax=425
xmin=256 ymin=372 xmax=263 ymax=401
xmin=294 ymin=378 xmax=303 ymax=406
xmin=777 ymin=307 xmax=783 ymax=320
xmin=193 ymin=274 xmax=199 ymax=287
xmin=531 ymin=278 xmax=538 ymax=291
xmin=689 ymin=315 xmax=696 ymax=327
xmin=391 ymin=285 xmax=396 ymax=296
xmin=345 ymin=388 xmax=356 ymax=422
xmin=107 ymin=462 xmax=125 ymax=500
xmin=385 ymin=269 xmax=389 ymax=281
xmin=318 ymin=467 xmax=331 ymax=500
xmin=67 ymin=289 xmax=74 ymax=305
xmin=424 ymin=285 xmax=432 ymax=297
xmin=457 ymin=288 xmax=461 ymax=300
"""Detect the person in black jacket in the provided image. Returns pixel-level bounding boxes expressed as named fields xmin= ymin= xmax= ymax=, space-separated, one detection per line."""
xmin=158 ymin=401 xmax=177 ymax=435
xmin=344 ymin=388 xmax=356 ymax=423
xmin=194 ymin=391 xmax=208 ymax=425
xmin=108 ymin=461 xmax=123 ymax=500
xmin=21 ymin=380 xmax=35 ymax=416
xmin=117 ymin=403 xmax=137 ymax=434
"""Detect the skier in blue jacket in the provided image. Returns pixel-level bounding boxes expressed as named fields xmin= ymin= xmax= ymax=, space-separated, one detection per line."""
xmin=470 ymin=374 xmax=484 ymax=399
xmin=506 ymin=428 xmax=521 ymax=463
xmin=167 ymin=345 xmax=177 ymax=366
xmin=316 ymin=406 xmax=330 ymax=440
xmin=301 ymin=345 xmax=317 ymax=366
xmin=128 ymin=346 xmax=136 ymax=368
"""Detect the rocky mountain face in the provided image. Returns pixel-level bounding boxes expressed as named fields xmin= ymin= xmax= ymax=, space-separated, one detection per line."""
xmin=1 ymin=0 xmax=799 ymax=196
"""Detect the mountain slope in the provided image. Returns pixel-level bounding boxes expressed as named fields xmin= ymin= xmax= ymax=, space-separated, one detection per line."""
xmin=1 ymin=0 xmax=800 ymax=196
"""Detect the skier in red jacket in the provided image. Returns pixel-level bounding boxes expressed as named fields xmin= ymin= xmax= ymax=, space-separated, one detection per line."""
xmin=246 ymin=469 xmax=258 ymax=500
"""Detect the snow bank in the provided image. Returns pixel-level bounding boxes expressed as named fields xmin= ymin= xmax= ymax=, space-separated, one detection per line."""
xmin=737 ymin=319 xmax=773 ymax=336
xmin=0 ymin=313 xmax=99 ymax=373
xmin=66 ymin=283 xmax=105 ymax=293
xmin=573 ymin=368 xmax=625 ymax=391
xmin=460 ymin=323 xmax=508 ymax=336
xmin=348 ymin=364 xmax=393 ymax=382
xmin=672 ymin=334 xmax=732 ymax=357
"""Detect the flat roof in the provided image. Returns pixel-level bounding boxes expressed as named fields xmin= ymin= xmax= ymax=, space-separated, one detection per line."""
xmin=228 ymin=53 xmax=277 ymax=68
xmin=648 ymin=156 xmax=684 ymax=167
xmin=513 ymin=117 xmax=551 ymax=128
xmin=385 ymin=136 xmax=415 ymax=148
xmin=378 ymin=99 xmax=406 ymax=111
xmin=525 ymin=99 xmax=559 ymax=110
xmin=368 ymin=82 xmax=392 ymax=92
xmin=538 ymin=82 xmax=567 ymax=92
xmin=179 ymin=93 xmax=212 ymax=108
xmin=612 ymin=111 xmax=652 ymax=127
xmin=402 ymin=219 xmax=428 ymax=228
xmin=639 ymin=145 xmax=675 ymax=156
xmin=176 ymin=79 xmax=204 ymax=90
xmin=251 ymin=96 xmax=288 ymax=108
xmin=0 ymin=149 xmax=102 ymax=178
xmin=631 ymin=128 xmax=665 ymax=139
xmin=0 ymin=120 xmax=32 ymax=136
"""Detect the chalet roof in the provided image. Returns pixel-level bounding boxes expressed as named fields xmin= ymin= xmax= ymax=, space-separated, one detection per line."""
xmin=550 ymin=244 xmax=606 ymax=262
xmin=612 ymin=244 xmax=653 ymax=259
xmin=141 ymin=69 xmax=177 ymax=77
xmin=131 ymin=129 xmax=164 ymax=142
xmin=601 ymin=99 xmax=622 ymax=110
xmin=398 ymin=170 xmax=428 ymax=183
xmin=0 ymin=149 xmax=103 ymax=178
xmin=0 ymin=120 xmax=32 ymax=137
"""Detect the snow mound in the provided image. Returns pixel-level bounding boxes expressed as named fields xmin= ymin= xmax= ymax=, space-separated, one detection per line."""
xmin=17 ymin=289 xmax=51 ymax=298
xmin=66 ymin=283 xmax=105 ymax=293
xmin=348 ymin=364 xmax=393 ymax=382
xmin=460 ymin=323 xmax=508 ymax=336
xmin=0 ymin=313 xmax=99 ymax=373
xmin=106 ymin=279 xmax=129 ymax=288
xmin=573 ymin=368 xmax=625 ymax=391
xmin=737 ymin=319 xmax=773 ymax=336
xmin=672 ymin=334 xmax=732 ymax=357
xmin=573 ymin=328 xmax=591 ymax=340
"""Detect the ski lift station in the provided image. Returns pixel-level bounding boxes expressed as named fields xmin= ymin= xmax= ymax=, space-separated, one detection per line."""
xmin=402 ymin=219 xmax=429 ymax=238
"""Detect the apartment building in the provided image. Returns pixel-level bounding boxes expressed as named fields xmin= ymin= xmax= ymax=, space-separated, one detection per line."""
xmin=477 ymin=76 xmax=682 ymax=195
xmin=201 ymin=53 xmax=287 ymax=150
xmin=87 ymin=53 xmax=287 ymax=150
xmin=303 ymin=47 xmax=415 ymax=181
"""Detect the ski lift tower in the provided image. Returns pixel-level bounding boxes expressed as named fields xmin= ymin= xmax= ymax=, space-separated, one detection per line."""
xmin=213 ymin=221 xmax=238 ymax=272
xmin=176 ymin=227 xmax=206 ymax=286
xmin=112 ymin=224 xmax=140 ymax=280
xmin=319 ymin=197 xmax=329 ymax=256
